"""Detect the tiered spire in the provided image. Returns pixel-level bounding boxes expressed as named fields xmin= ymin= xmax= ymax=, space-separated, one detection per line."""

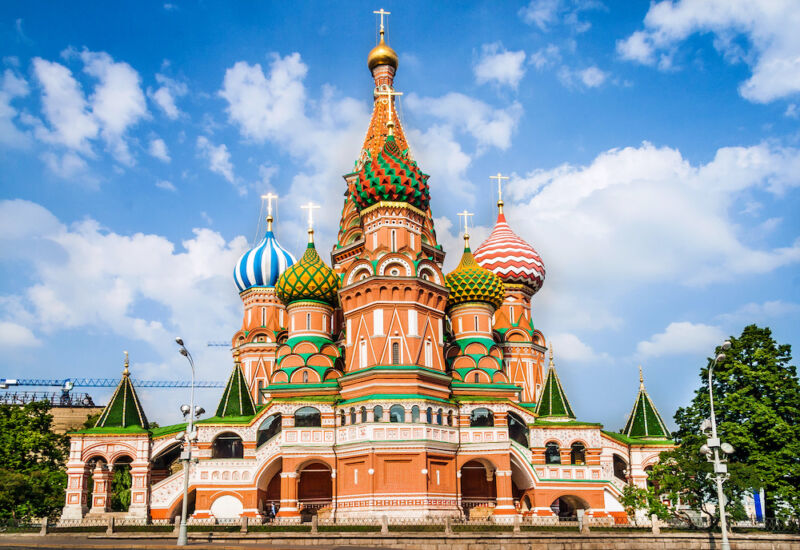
xmin=622 ymin=366 xmax=670 ymax=439
xmin=216 ymin=351 xmax=257 ymax=418
xmin=535 ymin=345 xmax=575 ymax=420
xmin=95 ymin=352 xmax=149 ymax=429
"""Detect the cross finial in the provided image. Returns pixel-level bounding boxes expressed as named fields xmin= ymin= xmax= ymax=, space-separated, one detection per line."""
xmin=123 ymin=350 xmax=130 ymax=377
xmin=489 ymin=172 xmax=510 ymax=213
xmin=376 ymin=88 xmax=403 ymax=135
xmin=374 ymin=8 xmax=390 ymax=33
xmin=300 ymin=201 xmax=321 ymax=243
xmin=639 ymin=365 xmax=644 ymax=390
xmin=457 ymin=210 xmax=474 ymax=248
xmin=261 ymin=192 xmax=278 ymax=230
xmin=549 ymin=342 xmax=554 ymax=368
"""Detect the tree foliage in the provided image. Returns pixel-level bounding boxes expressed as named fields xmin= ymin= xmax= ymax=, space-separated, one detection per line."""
xmin=0 ymin=401 xmax=69 ymax=520
xmin=647 ymin=325 xmax=800 ymax=523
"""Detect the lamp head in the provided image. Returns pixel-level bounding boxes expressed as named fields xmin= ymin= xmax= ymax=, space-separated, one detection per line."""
xmin=699 ymin=444 xmax=712 ymax=458
xmin=179 ymin=348 xmax=188 ymax=357
xmin=180 ymin=404 xmax=191 ymax=416
xmin=700 ymin=418 xmax=713 ymax=434
xmin=720 ymin=442 xmax=734 ymax=455
xmin=175 ymin=337 xmax=184 ymax=346
xmin=195 ymin=406 xmax=205 ymax=417
xmin=174 ymin=432 xmax=185 ymax=442
xmin=721 ymin=341 xmax=731 ymax=351
xmin=715 ymin=353 xmax=726 ymax=362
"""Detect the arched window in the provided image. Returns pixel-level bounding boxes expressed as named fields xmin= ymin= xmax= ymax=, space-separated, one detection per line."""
xmin=256 ymin=414 xmax=282 ymax=447
xmin=507 ymin=411 xmax=528 ymax=447
xmin=570 ymin=442 xmax=586 ymax=465
xmin=545 ymin=442 xmax=561 ymax=464
xmin=295 ymin=406 xmax=321 ymax=428
xmin=473 ymin=372 xmax=480 ymax=383
xmin=470 ymin=408 xmax=494 ymax=427
xmin=350 ymin=407 xmax=356 ymax=424
xmin=447 ymin=411 xmax=453 ymax=426
xmin=613 ymin=455 xmax=628 ymax=481
xmin=306 ymin=312 xmax=311 ymax=329
xmin=391 ymin=342 xmax=400 ymax=365
xmin=411 ymin=405 xmax=420 ymax=423
xmin=340 ymin=410 xmax=346 ymax=426
xmin=426 ymin=407 xmax=433 ymax=424
xmin=373 ymin=405 xmax=383 ymax=422
xmin=360 ymin=406 xmax=367 ymax=423
xmin=302 ymin=370 xmax=309 ymax=383
xmin=436 ymin=409 xmax=443 ymax=425
xmin=390 ymin=405 xmax=405 ymax=423
xmin=212 ymin=432 xmax=244 ymax=459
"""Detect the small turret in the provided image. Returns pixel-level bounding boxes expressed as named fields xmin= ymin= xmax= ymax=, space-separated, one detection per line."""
xmin=622 ymin=367 xmax=670 ymax=439
xmin=95 ymin=351 xmax=149 ymax=429
xmin=535 ymin=344 xmax=575 ymax=421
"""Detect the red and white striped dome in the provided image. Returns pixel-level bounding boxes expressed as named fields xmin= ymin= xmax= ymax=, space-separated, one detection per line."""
xmin=474 ymin=212 xmax=545 ymax=294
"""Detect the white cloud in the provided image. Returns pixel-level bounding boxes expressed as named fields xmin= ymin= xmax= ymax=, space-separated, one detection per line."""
xmin=149 ymin=73 xmax=187 ymax=120
xmin=0 ymin=69 xmax=31 ymax=148
xmin=148 ymin=137 xmax=170 ymax=162
xmin=557 ymin=65 xmax=609 ymax=89
xmin=519 ymin=0 xmax=601 ymax=32
xmin=550 ymin=332 xmax=608 ymax=362
xmin=519 ymin=0 xmax=561 ymax=31
xmin=156 ymin=179 xmax=176 ymax=192
xmin=473 ymin=43 xmax=527 ymax=89
xmin=617 ymin=0 xmax=800 ymax=103
xmin=717 ymin=300 xmax=800 ymax=323
xmin=77 ymin=49 xmax=148 ymax=165
xmin=40 ymin=151 xmax=92 ymax=182
xmin=0 ymin=321 xmax=40 ymax=349
xmin=529 ymin=44 xmax=562 ymax=70
xmin=405 ymin=92 xmax=522 ymax=151
xmin=196 ymin=136 xmax=236 ymax=188
xmin=0 ymin=199 xmax=248 ymax=378
xmin=637 ymin=322 xmax=725 ymax=358
xmin=30 ymin=57 xmax=98 ymax=153
xmin=785 ymin=104 xmax=798 ymax=119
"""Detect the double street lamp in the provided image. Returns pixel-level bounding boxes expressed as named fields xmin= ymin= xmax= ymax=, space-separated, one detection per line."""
xmin=174 ymin=338 xmax=204 ymax=546
xmin=699 ymin=340 xmax=734 ymax=550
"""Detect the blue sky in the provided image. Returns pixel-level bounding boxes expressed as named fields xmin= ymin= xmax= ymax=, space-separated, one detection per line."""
xmin=1 ymin=1 xmax=799 ymax=429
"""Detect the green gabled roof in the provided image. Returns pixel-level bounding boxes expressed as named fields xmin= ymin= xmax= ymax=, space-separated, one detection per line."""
xmin=622 ymin=368 xmax=670 ymax=440
xmin=216 ymin=360 xmax=257 ymax=418
xmin=95 ymin=353 xmax=149 ymax=429
xmin=535 ymin=347 xmax=575 ymax=420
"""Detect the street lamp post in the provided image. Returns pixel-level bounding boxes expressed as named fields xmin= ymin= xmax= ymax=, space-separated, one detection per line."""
xmin=174 ymin=338 xmax=204 ymax=546
xmin=700 ymin=340 xmax=734 ymax=550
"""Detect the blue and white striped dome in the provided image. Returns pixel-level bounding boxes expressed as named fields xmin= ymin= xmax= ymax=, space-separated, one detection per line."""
xmin=234 ymin=228 xmax=297 ymax=292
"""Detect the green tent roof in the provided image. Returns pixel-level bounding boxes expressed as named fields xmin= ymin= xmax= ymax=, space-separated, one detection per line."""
xmin=216 ymin=360 xmax=257 ymax=418
xmin=535 ymin=347 xmax=575 ymax=420
xmin=95 ymin=354 xmax=149 ymax=429
xmin=622 ymin=368 xmax=670 ymax=439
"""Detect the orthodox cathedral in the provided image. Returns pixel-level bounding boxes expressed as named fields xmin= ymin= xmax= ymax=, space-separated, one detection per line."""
xmin=62 ymin=19 xmax=674 ymax=523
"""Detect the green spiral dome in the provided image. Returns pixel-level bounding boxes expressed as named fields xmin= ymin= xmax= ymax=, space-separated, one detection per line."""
xmin=276 ymin=242 xmax=340 ymax=306
xmin=445 ymin=244 xmax=505 ymax=310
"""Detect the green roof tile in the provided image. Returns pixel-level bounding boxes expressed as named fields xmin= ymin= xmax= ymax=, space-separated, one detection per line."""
xmin=216 ymin=360 xmax=257 ymax=418
xmin=95 ymin=354 xmax=149 ymax=429
xmin=622 ymin=368 xmax=670 ymax=440
xmin=535 ymin=347 xmax=575 ymax=420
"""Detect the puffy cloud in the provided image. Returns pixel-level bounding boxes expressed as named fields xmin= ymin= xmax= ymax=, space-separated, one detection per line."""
xmin=519 ymin=0 xmax=601 ymax=32
xmin=0 ymin=199 xmax=248 ymax=377
xmin=550 ymin=332 xmax=609 ymax=362
xmin=196 ymin=136 xmax=236 ymax=188
xmin=717 ymin=300 xmax=800 ymax=323
xmin=156 ymin=179 xmax=176 ymax=192
xmin=30 ymin=57 xmax=98 ymax=153
xmin=473 ymin=43 xmax=527 ymax=89
xmin=529 ymin=44 xmax=562 ymax=70
xmin=636 ymin=322 xmax=725 ymax=358
xmin=40 ymin=151 xmax=92 ymax=182
xmin=149 ymin=73 xmax=188 ymax=120
xmin=148 ymin=137 xmax=170 ymax=162
xmin=0 ymin=321 xmax=40 ymax=349
xmin=0 ymin=69 xmax=31 ymax=148
xmin=405 ymin=92 xmax=522 ymax=151
xmin=519 ymin=0 xmax=561 ymax=30
xmin=557 ymin=65 xmax=609 ymax=88
xmin=617 ymin=0 xmax=800 ymax=103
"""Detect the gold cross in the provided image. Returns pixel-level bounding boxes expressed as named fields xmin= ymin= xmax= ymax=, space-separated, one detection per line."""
xmin=489 ymin=172 xmax=510 ymax=203
xmin=373 ymin=8 xmax=390 ymax=32
xmin=457 ymin=209 xmax=474 ymax=237
xmin=376 ymin=87 xmax=403 ymax=134
xmin=300 ymin=201 xmax=321 ymax=231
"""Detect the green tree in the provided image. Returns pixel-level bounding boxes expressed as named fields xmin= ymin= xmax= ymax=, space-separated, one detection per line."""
xmin=0 ymin=401 xmax=69 ymax=520
xmin=649 ymin=325 xmax=800 ymax=523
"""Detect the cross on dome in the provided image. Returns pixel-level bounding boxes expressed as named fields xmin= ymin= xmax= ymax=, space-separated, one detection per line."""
xmin=376 ymin=87 xmax=403 ymax=135
xmin=373 ymin=8 xmax=390 ymax=32
xmin=300 ymin=201 xmax=321 ymax=242
xmin=261 ymin=192 xmax=278 ymax=230
xmin=490 ymin=172 xmax=510 ymax=212
xmin=457 ymin=209 xmax=474 ymax=246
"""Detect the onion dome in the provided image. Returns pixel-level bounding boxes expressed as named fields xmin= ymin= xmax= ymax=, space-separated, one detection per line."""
xmin=445 ymin=238 xmax=505 ymax=310
xmin=350 ymin=134 xmax=430 ymax=211
xmin=234 ymin=217 xmax=296 ymax=292
xmin=276 ymin=240 xmax=340 ymax=306
xmin=474 ymin=210 xmax=545 ymax=294
xmin=368 ymin=29 xmax=398 ymax=71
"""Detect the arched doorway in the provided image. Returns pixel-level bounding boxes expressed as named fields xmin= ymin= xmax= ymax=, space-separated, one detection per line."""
xmin=460 ymin=460 xmax=496 ymax=518
xmin=111 ymin=456 xmax=133 ymax=512
xmin=550 ymin=495 xmax=590 ymax=519
xmin=613 ymin=454 xmax=628 ymax=481
xmin=297 ymin=461 xmax=332 ymax=520
xmin=255 ymin=457 xmax=282 ymax=520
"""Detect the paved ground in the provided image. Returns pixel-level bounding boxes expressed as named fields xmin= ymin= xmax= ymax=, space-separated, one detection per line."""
xmin=0 ymin=535 xmax=381 ymax=550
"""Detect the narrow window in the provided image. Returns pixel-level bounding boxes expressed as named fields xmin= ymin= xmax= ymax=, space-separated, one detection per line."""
xmin=291 ymin=315 xmax=295 ymax=331
xmin=261 ymin=307 xmax=266 ymax=327
xmin=391 ymin=229 xmax=397 ymax=252
xmin=279 ymin=309 xmax=284 ymax=327
xmin=510 ymin=306 xmax=515 ymax=321
xmin=447 ymin=411 xmax=453 ymax=426
xmin=350 ymin=408 xmax=357 ymax=424
xmin=373 ymin=233 xmax=378 ymax=249
xmin=436 ymin=470 xmax=440 ymax=485
xmin=306 ymin=313 xmax=311 ymax=330
xmin=474 ymin=315 xmax=479 ymax=331
xmin=346 ymin=319 xmax=352 ymax=345
xmin=474 ymin=372 xmax=480 ymax=383
xmin=424 ymin=341 xmax=433 ymax=368
xmin=354 ymin=468 xmax=358 ymax=485
xmin=411 ymin=405 xmax=420 ymax=423
xmin=340 ymin=410 xmax=346 ymax=425
xmin=436 ymin=409 xmax=443 ymax=425
xmin=410 ymin=233 xmax=415 ymax=249
xmin=373 ymin=405 xmax=383 ymax=422
xmin=360 ymin=406 xmax=367 ymax=423
xmin=322 ymin=314 xmax=327 ymax=331
xmin=392 ymin=342 xmax=400 ymax=365
xmin=302 ymin=371 xmax=309 ymax=383
xmin=426 ymin=407 xmax=432 ymax=423
xmin=360 ymin=340 xmax=368 ymax=368
xmin=458 ymin=318 xmax=463 ymax=332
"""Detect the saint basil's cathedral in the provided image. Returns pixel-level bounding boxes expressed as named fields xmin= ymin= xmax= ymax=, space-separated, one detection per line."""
xmin=62 ymin=19 xmax=674 ymax=523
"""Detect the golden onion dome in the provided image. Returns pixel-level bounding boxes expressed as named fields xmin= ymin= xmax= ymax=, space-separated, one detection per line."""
xmin=368 ymin=32 xmax=398 ymax=71
xmin=445 ymin=239 xmax=505 ymax=311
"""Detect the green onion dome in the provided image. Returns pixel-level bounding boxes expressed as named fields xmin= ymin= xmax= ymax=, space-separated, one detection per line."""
xmin=349 ymin=134 xmax=430 ymax=212
xmin=445 ymin=241 xmax=505 ymax=310
xmin=276 ymin=241 xmax=340 ymax=306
